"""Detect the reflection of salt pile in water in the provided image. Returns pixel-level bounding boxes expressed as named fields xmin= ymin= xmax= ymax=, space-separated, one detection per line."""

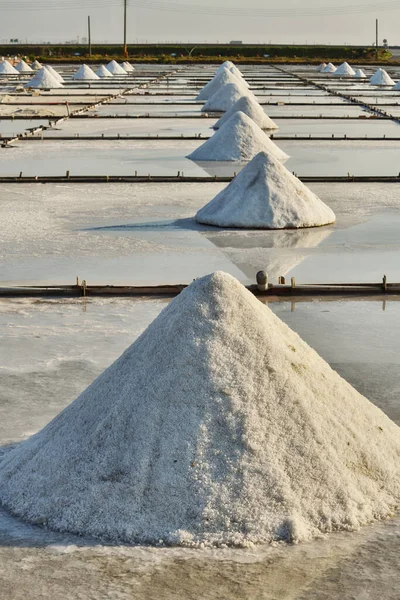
xmin=121 ymin=61 xmax=135 ymax=72
xmin=45 ymin=65 xmax=64 ymax=83
xmin=1 ymin=270 xmax=400 ymax=547
xmin=31 ymin=60 xmax=42 ymax=70
xmin=354 ymin=69 xmax=367 ymax=79
xmin=196 ymin=69 xmax=247 ymax=101
xmin=214 ymin=95 xmax=278 ymax=130
xmin=106 ymin=60 xmax=127 ymax=75
xmin=15 ymin=59 xmax=33 ymax=73
xmin=25 ymin=67 xmax=64 ymax=89
xmin=202 ymin=82 xmax=253 ymax=112
xmin=0 ymin=60 xmax=19 ymax=75
xmin=72 ymin=64 xmax=100 ymax=81
xmin=196 ymin=152 xmax=335 ymax=229
xmin=369 ymin=68 xmax=394 ymax=86
xmin=188 ymin=112 xmax=289 ymax=162
xmin=332 ymin=62 xmax=356 ymax=77
xmin=316 ymin=63 xmax=326 ymax=72
xmin=96 ymin=65 xmax=113 ymax=78
xmin=322 ymin=63 xmax=336 ymax=73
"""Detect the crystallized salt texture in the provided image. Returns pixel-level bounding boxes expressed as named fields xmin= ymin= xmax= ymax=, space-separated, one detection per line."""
xmin=195 ymin=151 xmax=335 ymax=229
xmin=196 ymin=69 xmax=247 ymax=101
xmin=0 ymin=60 xmax=19 ymax=75
xmin=322 ymin=62 xmax=336 ymax=73
xmin=332 ymin=62 xmax=356 ymax=77
xmin=96 ymin=65 xmax=113 ymax=78
xmin=316 ymin=63 xmax=326 ymax=72
xmin=370 ymin=68 xmax=395 ymax=86
xmin=214 ymin=95 xmax=278 ymax=130
xmin=44 ymin=65 xmax=64 ymax=83
xmin=187 ymin=111 xmax=289 ymax=162
xmin=31 ymin=60 xmax=42 ymax=70
xmin=15 ymin=59 xmax=33 ymax=73
xmin=121 ymin=61 xmax=135 ymax=72
xmin=1 ymin=271 xmax=400 ymax=548
xmin=25 ymin=68 xmax=64 ymax=89
xmin=354 ymin=69 xmax=367 ymax=79
xmin=72 ymin=64 xmax=100 ymax=81
xmin=202 ymin=82 xmax=253 ymax=113
xmin=106 ymin=60 xmax=128 ymax=75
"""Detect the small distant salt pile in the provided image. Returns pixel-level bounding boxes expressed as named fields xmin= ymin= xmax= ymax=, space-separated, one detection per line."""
xmin=15 ymin=59 xmax=33 ymax=73
xmin=354 ymin=69 xmax=367 ymax=79
xmin=369 ymin=68 xmax=395 ymax=86
xmin=332 ymin=62 xmax=356 ymax=77
xmin=106 ymin=60 xmax=127 ymax=75
xmin=188 ymin=111 xmax=288 ymax=162
xmin=44 ymin=65 xmax=64 ymax=83
xmin=1 ymin=271 xmax=399 ymax=547
xmin=25 ymin=67 xmax=64 ymax=89
xmin=196 ymin=68 xmax=247 ymax=101
xmin=0 ymin=60 xmax=19 ymax=75
xmin=96 ymin=65 xmax=113 ymax=78
xmin=72 ymin=64 xmax=100 ymax=81
xmin=316 ymin=63 xmax=326 ymax=72
xmin=202 ymin=82 xmax=253 ymax=113
xmin=196 ymin=151 xmax=335 ymax=229
xmin=121 ymin=61 xmax=135 ymax=72
xmin=214 ymin=95 xmax=278 ymax=130
xmin=31 ymin=60 xmax=42 ymax=70
xmin=322 ymin=62 xmax=336 ymax=73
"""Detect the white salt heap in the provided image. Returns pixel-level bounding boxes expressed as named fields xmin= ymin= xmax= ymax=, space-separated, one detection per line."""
xmin=354 ymin=69 xmax=367 ymax=79
xmin=369 ymin=68 xmax=395 ymax=86
xmin=31 ymin=60 xmax=42 ymax=70
xmin=216 ymin=62 xmax=250 ymax=88
xmin=202 ymin=82 xmax=253 ymax=113
xmin=322 ymin=62 xmax=336 ymax=73
xmin=1 ymin=271 xmax=399 ymax=547
xmin=96 ymin=65 xmax=113 ymax=78
xmin=196 ymin=68 xmax=247 ymax=101
xmin=44 ymin=65 xmax=64 ymax=83
xmin=15 ymin=59 xmax=33 ymax=73
xmin=106 ymin=60 xmax=127 ymax=75
xmin=121 ymin=61 xmax=135 ymax=72
xmin=72 ymin=64 xmax=100 ymax=81
xmin=214 ymin=95 xmax=278 ymax=130
xmin=0 ymin=60 xmax=19 ymax=75
xmin=196 ymin=151 xmax=335 ymax=229
xmin=316 ymin=63 xmax=326 ymax=72
xmin=25 ymin=67 xmax=64 ymax=89
xmin=392 ymin=80 xmax=400 ymax=91
xmin=332 ymin=62 xmax=356 ymax=77
xmin=188 ymin=111 xmax=289 ymax=162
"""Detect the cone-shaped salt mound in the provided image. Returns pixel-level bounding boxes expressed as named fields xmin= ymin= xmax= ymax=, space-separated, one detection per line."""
xmin=106 ymin=60 xmax=127 ymax=75
xmin=0 ymin=60 xmax=19 ymax=75
xmin=121 ymin=61 xmax=135 ymax=72
xmin=25 ymin=68 xmax=64 ymax=89
xmin=216 ymin=63 xmax=249 ymax=88
xmin=15 ymin=59 xmax=33 ymax=73
xmin=195 ymin=152 xmax=335 ymax=229
xmin=1 ymin=271 xmax=399 ymax=547
xmin=196 ymin=69 xmax=246 ymax=101
xmin=44 ymin=65 xmax=64 ymax=83
xmin=187 ymin=112 xmax=289 ymax=162
xmin=322 ymin=62 xmax=336 ymax=73
xmin=332 ymin=62 xmax=356 ymax=77
xmin=214 ymin=96 xmax=278 ymax=130
xmin=72 ymin=64 xmax=100 ymax=81
xmin=354 ymin=69 xmax=367 ymax=79
xmin=369 ymin=68 xmax=394 ymax=86
xmin=31 ymin=60 xmax=42 ymax=70
xmin=316 ymin=63 xmax=326 ymax=72
xmin=202 ymin=82 xmax=253 ymax=113
xmin=96 ymin=64 xmax=113 ymax=78
xmin=392 ymin=80 xmax=400 ymax=91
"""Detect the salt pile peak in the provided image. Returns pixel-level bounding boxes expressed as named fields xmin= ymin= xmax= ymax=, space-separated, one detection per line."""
xmin=15 ymin=59 xmax=33 ymax=73
xmin=25 ymin=67 xmax=64 ymax=89
xmin=354 ymin=69 xmax=367 ymax=79
xmin=188 ymin=111 xmax=289 ymax=162
xmin=214 ymin=95 xmax=278 ymax=130
xmin=322 ymin=62 xmax=336 ymax=73
xmin=196 ymin=68 xmax=247 ymax=101
xmin=370 ymin=68 xmax=395 ymax=86
xmin=333 ymin=62 xmax=356 ymax=77
xmin=106 ymin=60 xmax=127 ymax=75
xmin=96 ymin=65 xmax=113 ymax=78
xmin=195 ymin=151 xmax=335 ymax=229
xmin=44 ymin=65 xmax=64 ymax=83
xmin=72 ymin=64 xmax=100 ymax=81
xmin=202 ymin=82 xmax=253 ymax=113
xmin=121 ymin=61 xmax=135 ymax=72
xmin=0 ymin=60 xmax=19 ymax=75
xmin=216 ymin=61 xmax=246 ymax=83
xmin=316 ymin=63 xmax=326 ymax=72
xmin=1 ymin=271 xmax=399 ymax=547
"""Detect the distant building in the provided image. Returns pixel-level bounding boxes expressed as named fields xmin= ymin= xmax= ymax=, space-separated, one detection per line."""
xmin=230 ymin=40 xmax=243 ymax=45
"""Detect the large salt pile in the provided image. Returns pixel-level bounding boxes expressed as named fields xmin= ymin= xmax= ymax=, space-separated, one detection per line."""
xmin=188 ymin=111 xmax=289 ymax=162
xmin=202 ymin=82 xmax=253 ymax=113
xmin=15 ymin=59 xmax=33 ymax=73
xmin=369 ymin=68 xmax=395 ymax=86
xmin=96 ymin=65 xmax=113 ymax=78
xmin=31 ymin=60 xmax=42 ymax=70
xmin=215 ymin=62 xmax=250 ymax=88
xmin=0 ymin=60 xmax=19 ymax=75
xmin=72 ymin=64 xmax=100 ymax=81
xmin=106 ymin=60 xmax=127 ymax=75
xmin=322 ymin=62 xmax=336 ymax=73
xmin=1 ymin=271 xmax=399 ymax=547
xmin=196 ymin=152 xmax=335 ymax=229
xmin=25 ymin=67 xmax=64 ymax=89
xmin=354 ymin=69 xmax=367 ymax=79
xmin=121 ymin=61 xmax=135 ymax=72
xmin=333 ymin=62 xmax=356 ymax=77
xmin=214 ymin=95 xmax=278 ymax=130
xmin=196 ymin=68 xmax=247 ymax=101
xmin=316 ymin=63 xmax=326 ymax=72
xmin=45 ymin=65 xmax=64 ymax=83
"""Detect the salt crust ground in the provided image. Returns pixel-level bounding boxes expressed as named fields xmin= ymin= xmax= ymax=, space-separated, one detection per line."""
xmin=72 ymin=64 xmax=100 ymax=81
xmin=196 ymin=70 xmax=249 ymax=101
xmin=0 ymin=272 xmax=399 ymax=548
xmin=188 ymin=112 xmax=289 ymax=162
xmin=195 ymin=152 xmax=336 ymax=229
xmin=202 ymin=82 xmax=253 ymax=112
xmin=369 ymin=69 xmax=395 ymax=86
xmin=214 ymin=96 xmax=278 ymax=130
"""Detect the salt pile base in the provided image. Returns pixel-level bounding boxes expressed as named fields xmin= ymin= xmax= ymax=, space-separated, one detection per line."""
xmin=370 ymin=68 xmax=395 ymax=86
xmin=0 ymin=60 xmax=19 ymax=75
xmin=15 ymin=59 xmax=33 ymax=73
xmin=195 ymin=151 xmax=335 ymax=229
xmin=322 ymin=63 xmax=336 ymax=73
xmin=96 ymin=65 xmax=113 ymax=78
xmin=25 ymin=68 xmax=64 ymax=89
xmin=196 ymin=69 xmax=247 ymax=101
xmin=202 ymin=82 xmax=253 ymax=113
xmin=354 ymin=69 xmax=367 ymax=79
xmin=332 ymin=62 xmax=356 ymax=77
xmin=214 ymin=95 xmax=278 ymax=130
xmin=1 ymin=271 xmax=399 ymax=548
xmin=188 ymin=111 xmax=289 ymax=162
xmin=106 ymin=60 xmax=128 ymax=75
xmin=72 ymin=64 xmax=100 ymax=81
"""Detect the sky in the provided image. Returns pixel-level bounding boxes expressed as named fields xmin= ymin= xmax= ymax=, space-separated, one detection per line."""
xmin=0 ymin=0 xmax=399 ymax=46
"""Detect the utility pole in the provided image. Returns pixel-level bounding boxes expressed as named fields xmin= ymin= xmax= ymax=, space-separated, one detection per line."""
xmin=376 ymin=18 xmax=379 ymax=60
xmin=88 ymin=16 xmax=92 ymax=57
xmin=123 ymin=0 xmax=128 ymax=58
